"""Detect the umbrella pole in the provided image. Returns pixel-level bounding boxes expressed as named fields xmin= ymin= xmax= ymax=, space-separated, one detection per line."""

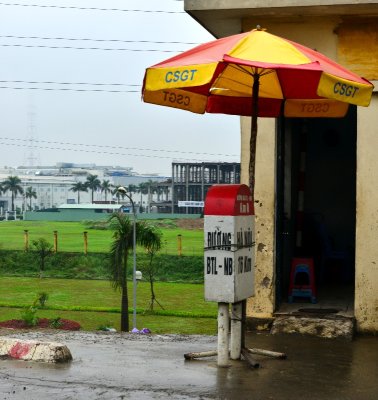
xmin=242 ymin=73 xmax=260 ymax=354
xmin=249 ymin=74 xmax=260 ymax=197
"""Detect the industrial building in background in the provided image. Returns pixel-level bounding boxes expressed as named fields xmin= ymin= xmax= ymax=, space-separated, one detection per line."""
xmin=169 ymin=162 xmax=240 ymax=214
xmin=0 ymin=161 xmax=240 ymax=218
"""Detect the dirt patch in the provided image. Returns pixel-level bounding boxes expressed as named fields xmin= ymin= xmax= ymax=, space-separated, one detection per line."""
xmin=175 ymin=218 xmax=203 ymax=230
xmin=0 ymin=318 xmax=81 ymax=331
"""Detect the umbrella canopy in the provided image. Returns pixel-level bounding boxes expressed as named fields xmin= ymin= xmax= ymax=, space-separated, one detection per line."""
xmin=143 ymin=28 xmax=373 ymax=116
xmin=142 ymin=28 xmax=374 ymax=191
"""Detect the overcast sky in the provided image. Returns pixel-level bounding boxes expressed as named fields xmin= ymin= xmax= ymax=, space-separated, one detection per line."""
xmin=0 ymin=0 xmax=240 ymax=176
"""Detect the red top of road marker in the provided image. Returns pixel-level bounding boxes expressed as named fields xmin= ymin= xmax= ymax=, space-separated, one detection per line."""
xmin=204 ymin=184 xmax=254 ymax=216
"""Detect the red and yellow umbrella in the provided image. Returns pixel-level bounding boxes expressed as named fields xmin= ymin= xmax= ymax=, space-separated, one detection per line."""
xmin=142 ymin=28 xmax=374 ymax=191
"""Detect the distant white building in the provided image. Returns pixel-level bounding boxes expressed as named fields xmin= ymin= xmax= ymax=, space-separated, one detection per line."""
xmin=0 ymin=163 xmax=169 ymax=213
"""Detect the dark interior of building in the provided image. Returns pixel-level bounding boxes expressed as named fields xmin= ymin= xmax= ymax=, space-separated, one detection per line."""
xmin=276 ymin=106 xmax=356 ymax=311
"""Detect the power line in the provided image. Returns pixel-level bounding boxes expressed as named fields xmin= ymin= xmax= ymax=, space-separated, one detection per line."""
xmin=0 ymin=85 xmax=139 ymax=93
xmin=0 ymin=2 xmax=185 ymax=13
xmin=0 ymin=80 xmax=141 ymax=87
xmin=0 ymin=34 xmax=199 ymax=46
xmin=0 ymin=43 xmax=181 ymax=52
xmin=0 ymin=137 xmax=238 ymax=158
xmin=0 ymin=141 xmax=230 ymax=163
xmin=0 ymin=80 xmax=141 ymax=93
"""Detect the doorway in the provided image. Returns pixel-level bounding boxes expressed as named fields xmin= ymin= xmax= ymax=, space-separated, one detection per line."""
xmin=275 ymin=106 xmax=356 ymax=313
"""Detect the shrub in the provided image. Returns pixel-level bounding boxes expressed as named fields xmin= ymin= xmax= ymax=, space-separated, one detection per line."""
xmin=0 ymin=250 xmax=203 ymax=282
xmin=97 ymin=323 xmax=116 ymax=331
xmin=83 ymin=220 xmax=110 ymax=230
xmin=20 ymin=306 xmax=39 ymax=327
xmin=49 ymin=317 xmax=63 ymax=328
xmin=32 ymin=238 xmax=53 ymax=278
xmin=36 ymin=292 xmax=49 ymax=307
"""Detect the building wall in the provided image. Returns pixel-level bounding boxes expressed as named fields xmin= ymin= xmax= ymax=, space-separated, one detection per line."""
xmin=24 ymin=209 xmax=116 ymax=222
xmin=238 ymin=15 xmax=378 ymax=331
xmin=355 ymin=94 xmax=378 ymax=333
xmin=24 ymin=210 xmax=201 ymax=222
xmin=0 ymin=180 xmax=78 ymax=212
xmin=0 ymin=175 xmax=170 ymax=213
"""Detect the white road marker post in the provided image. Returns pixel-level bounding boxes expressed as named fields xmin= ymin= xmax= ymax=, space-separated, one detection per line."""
xmin=230 ymin=301 xmax=242 ymax=360
xmin=217 ymin=302 xmax=230 ymax=367
xmin=203 ymin=184 xmax=255 ymax=368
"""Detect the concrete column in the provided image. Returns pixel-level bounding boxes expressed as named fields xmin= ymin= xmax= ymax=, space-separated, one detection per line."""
xmin=230 ymin=302 xmax=242 ymax=360
xmin=241 ymin=116 xmax=276 ymax=318
xmin=185 ymin=164 xmax=189 ymax=214
xmin=171 ymin=164 xmax=175 ymax=214
xmin=355 ymin=94 xmax=378 ymax=333
xmin=217 ymin=302 xmax=230 ymax=367
xmin=201 ymin=164 xmax=205 ymax=200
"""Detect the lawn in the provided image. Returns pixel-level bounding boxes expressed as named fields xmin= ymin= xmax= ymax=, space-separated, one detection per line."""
xmin=0 ymin=277 xmax=217 ymax=334
xmin=0 ymin=220 xmax=204 ymax=255
xmin=0 ymin=220 xmax=209 ymax=334
xmin=0 ymin=307 xmax=217 ymax=334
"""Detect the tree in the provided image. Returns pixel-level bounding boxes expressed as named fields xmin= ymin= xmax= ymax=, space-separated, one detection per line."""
xmin=69 ymin=182 xmax=88 ymax=204
xmin=86 ymin=174 xmax=101 ymax=203
xmin=32 ymin=238 xmax=53 ymax=278
xmin=107 ymin=212 xmax=159 ymax=331
xmin=112 ymin=186 xmax=124 ymax=203
xmin=139 ymin=225 xmax=163 ymax=311
xmin=127 ymin=184 xmax=138 ymax=198
xmin=101 ymin=180 xmax=112 ymax=202
xmin=25 ymin=186 xmax=37 ymax=210
xmin=137 ymin=182 xmax=149 ymax=212
xmin=2 ymin=176 xmax=23 ymax=211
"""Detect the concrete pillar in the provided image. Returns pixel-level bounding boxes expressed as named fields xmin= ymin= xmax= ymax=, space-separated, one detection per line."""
xmin=171 ymin=164 xmax=175 ymax=214
xmin=230 ymin=302 xmax=242 ymax=360
xmin=241 ymin=116 xmax=277 ymax=318
xmin=355 ymin=93 xmax=378 ymax=333
xmin=217 ymin=302 xmax=230 ymax=367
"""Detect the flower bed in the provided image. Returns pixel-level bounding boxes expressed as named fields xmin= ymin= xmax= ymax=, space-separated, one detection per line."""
xmin=0 ymin=318 xmax=81 ymax=330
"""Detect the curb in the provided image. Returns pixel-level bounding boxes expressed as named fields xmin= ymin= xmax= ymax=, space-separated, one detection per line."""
xmin=0 ymin=337 xmax=72 ymax=363
xmin=271 ymin=316 xmax=354 ymax=340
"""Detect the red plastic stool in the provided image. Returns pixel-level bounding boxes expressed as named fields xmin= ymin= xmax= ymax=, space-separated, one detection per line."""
xmin=288 ymin=258 xmax=317 ymax=303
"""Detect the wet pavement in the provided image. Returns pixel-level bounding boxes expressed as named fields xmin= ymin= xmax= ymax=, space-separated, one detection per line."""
xmin=0 ymin=329 xmax=377 ymax=399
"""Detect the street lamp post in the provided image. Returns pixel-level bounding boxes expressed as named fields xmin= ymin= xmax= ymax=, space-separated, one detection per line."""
xmin=117 ymin=187 xmax=137 ymax=331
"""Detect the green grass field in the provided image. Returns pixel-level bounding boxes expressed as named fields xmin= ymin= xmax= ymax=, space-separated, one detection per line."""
xmin=0 ymin=220 xmax=204 ymax=255
xmin=0 ymin=220 xmax=210 ymax=333
xmin=0 ymin=307 xmax=217 ymax=334
xmin=0 ymin=277 xmax=217 ymax=334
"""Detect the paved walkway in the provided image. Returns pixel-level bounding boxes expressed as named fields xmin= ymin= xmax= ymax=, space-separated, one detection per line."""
xmin=0 ymin=329 xmax=377 ymax=399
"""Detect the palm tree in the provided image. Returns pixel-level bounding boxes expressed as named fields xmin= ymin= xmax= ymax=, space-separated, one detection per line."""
xmin=137 ymin=182 xmax=149 ymax=212
xmin=69 ymin=182 xmax=88 ymax=204
xmin=101 ymin=180 xmax=112 ymax=202
xmin=25 ymin=186 xmax=37 ymax=210
xmin=107 ymin=212 xmax=161 ymax=331
xmin=111 ymin=186 xmax=124 ymax=203
xmin=85 ymin=174 xmax=101 ymax=203
xmin=127 ymin=184 xmax=138 ymax=196
xmin=2 ymin=176 xmax=23 ymax=211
